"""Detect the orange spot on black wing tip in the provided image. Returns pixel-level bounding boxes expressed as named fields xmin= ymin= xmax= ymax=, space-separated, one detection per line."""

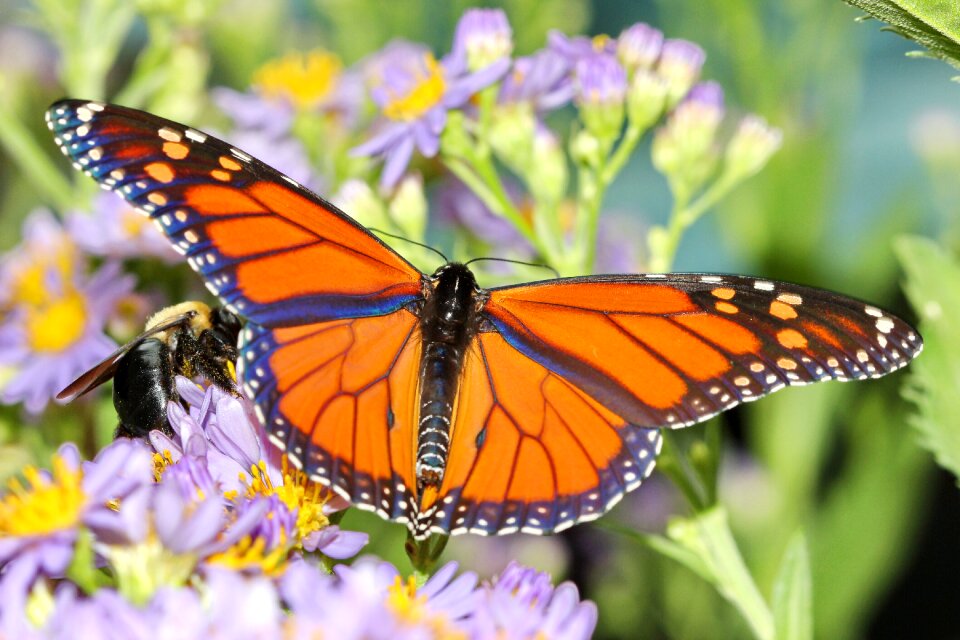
xmin=219 ymin=155 xmax=242 ymax=171
xmin=162 ymin=141 xmax=189 ymax=160
xmin=715 ymin=301 xmax=738 ymax=314
xmin=777 ymin=328 xmax=808 ymax=349
xmin=711 ymin=287 xmax=736 ymax=300
xmin=211 ymin=169 xmax=232 ymax=182
xmin=145 ymin=162 xmax=175 ymax=183
xmin=769 ymin=300 xmax=798 ymax=320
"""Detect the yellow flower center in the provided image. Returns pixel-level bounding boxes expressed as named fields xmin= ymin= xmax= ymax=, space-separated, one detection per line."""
xmin=237 ymin=459 xmax=331 ymax=548
xmin=254 ymin=50 xmax=343 ymax=109
xmin=206 ymin=532 xmax=289 ymax=576
xmin=0 ymin=455 xmax=85 ymax=535
xmin=121 ymin=208 xmax=150 ymax=237
xmin=386 ymin=575 xmax=467 ymax=639
xmin=387 ymin=575 xmax=428 ymax=622
xmin=592 ymin=34 xmax=612 ymax=51
xmin=26 ymin=291 xmax=88 ymax=353
xmin=11 ymin=243 xmax=76 ymax=308
xmin=383 ymin=54 xmax=447 ymax=122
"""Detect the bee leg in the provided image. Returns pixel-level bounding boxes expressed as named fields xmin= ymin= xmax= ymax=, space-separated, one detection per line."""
xmin=181 ymin=330 xmax=241 ymax=396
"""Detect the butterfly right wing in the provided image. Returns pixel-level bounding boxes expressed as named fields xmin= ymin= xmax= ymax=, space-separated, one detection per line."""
xmin=47 ymin=99 xmax=424 ymax=328
xmin=239 ymin=308 xmax=422 ymax=523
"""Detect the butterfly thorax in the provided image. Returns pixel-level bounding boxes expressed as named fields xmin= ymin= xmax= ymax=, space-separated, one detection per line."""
xmin=415 ymin=263 xmax=481 ymax=489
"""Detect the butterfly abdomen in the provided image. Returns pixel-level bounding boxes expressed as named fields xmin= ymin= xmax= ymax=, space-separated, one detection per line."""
xmin=416 ymin=264 xmax=481 ymax=488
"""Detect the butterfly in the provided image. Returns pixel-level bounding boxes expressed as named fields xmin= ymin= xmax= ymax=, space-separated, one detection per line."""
xmin=47 ymin=99 xmax=922 ymax=539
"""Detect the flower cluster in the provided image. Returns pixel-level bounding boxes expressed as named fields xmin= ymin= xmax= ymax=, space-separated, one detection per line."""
xmin=0 ymin=376 xmax=594 ymax=638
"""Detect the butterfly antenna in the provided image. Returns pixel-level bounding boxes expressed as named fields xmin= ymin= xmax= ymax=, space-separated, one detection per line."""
xmin=368 ymin=228 xmax=448 ymax=263
xmin=464 ymin=257 xmax=561 ymax=279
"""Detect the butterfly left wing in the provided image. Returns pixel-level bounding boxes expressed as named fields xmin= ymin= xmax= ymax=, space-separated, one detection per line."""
xmin=46 ymin=100 xmax=423 ymax=327
xmin=482 ymin=273 xmax=922 ymax=429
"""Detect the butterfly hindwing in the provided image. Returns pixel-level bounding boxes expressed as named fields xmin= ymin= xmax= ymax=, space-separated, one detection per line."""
xmin=239 ymin=309 xmax=421 ymax=523
xmin=417 ymin=331 xmax=662 ymax=537
xmin=46 ymin=100 xmax=423 ymax=327
xmin=483 ymin=273 xmax=922 ymax=430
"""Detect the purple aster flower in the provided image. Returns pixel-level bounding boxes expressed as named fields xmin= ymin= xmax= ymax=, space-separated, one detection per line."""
xmin=0 ymin=441 xmax=153 ymax=597
xmin=617 ymin=22 xmax=664 ymax=72
xmin=212 ymin=87 xmax=296 ymax=138
xmin=66 ymin=192 xmax=180 ymax=263
xmin=471 ymin=561 xmax=598 ymax=640
xmin=0 ymin=210 xmax=136 ymax=413
xmin=352 ymin=39 xmax=508 ymax=188
xmin=498 ymin=49 xmax=573 ymax=111
xmin=153 ymin=377 xmax=364 ymax=564
xmin=685 ymin=80 xmax=724 ymax=111
xmin=451 ymin=8 xmax=513 ymax=72
xmin=548 ymin=30 xmax=617 ymax=64
xmin=574 ymin=53 xmax=628 ymax=108
xmin=657 ymin=39 xmax=706 ymax=104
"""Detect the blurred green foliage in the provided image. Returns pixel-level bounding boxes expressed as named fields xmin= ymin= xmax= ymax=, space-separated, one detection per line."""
xmin=0 ymin=0 xmax=956 ymax=638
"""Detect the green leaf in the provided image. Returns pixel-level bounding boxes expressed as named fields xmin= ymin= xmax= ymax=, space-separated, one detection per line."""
xmin=772 ymin=532 xmax=813 ymax=640
xmin=843 ymin=0 xmax=960 ymax=72
xmin=895 ymin=235 xmax=960 ymax=481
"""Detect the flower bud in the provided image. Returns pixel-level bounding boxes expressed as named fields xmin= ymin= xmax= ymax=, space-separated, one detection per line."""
xmin=452 ymin=8 xmax=513 ymax=72
xmin=571 ymin=129 xmax=602 ymax=168
xmin=627 ymin=69 xmax=669 ymax=131
xmin=489 ymin=104 xmax=537 ymax=172
xmin=332 ymin=179 xmax=389 ymax=230
xmin=657 ymin=39 xmax=705 ymax=106
xmin=389 ymin=174 xmax=428 ymax=240
xmin=724 ymin=115 xmax=782 ymax=180
xmin=652 ymin=82 xmax=724 ymax=193
xmin=574 ymin=54 xmax=627 ymax=142
xmin=527 ymin=126 xmax=568 ymax=204
xmin=617 ymin=23 xmax=664 ymax=73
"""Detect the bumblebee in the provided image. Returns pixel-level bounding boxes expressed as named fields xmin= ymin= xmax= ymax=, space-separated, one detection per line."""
xmin=57 ymin=301 xmax=242 ymax=439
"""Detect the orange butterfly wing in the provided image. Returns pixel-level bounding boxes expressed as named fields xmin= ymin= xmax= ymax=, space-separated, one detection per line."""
xmin=415 ymin=331 xmax=661 ymax=536
xmin=241 ymin=309 xmax=421 ymax=522
xmin=483 ymin=274 xmax=922 ymax=429
xmin=46 ymin=100 xmax=423 ymax=327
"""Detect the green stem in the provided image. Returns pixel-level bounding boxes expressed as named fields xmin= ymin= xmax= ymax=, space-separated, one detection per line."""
xmin=650 ymin=173 xmax=739 ymax=272
xmin=579 ymin=123 xmax=646 ymax=273
xmin=446 ymin=157 xmax=553 ymax=262
xmin=0 ymin=102 xmax=75 ymax=212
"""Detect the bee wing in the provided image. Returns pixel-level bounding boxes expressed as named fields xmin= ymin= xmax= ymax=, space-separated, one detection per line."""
xmin=56 ymin=313 xmax=195 ymax=401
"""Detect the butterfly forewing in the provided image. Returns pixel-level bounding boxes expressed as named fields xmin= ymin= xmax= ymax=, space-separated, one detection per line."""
xmin=483 ymin=273 xmax=922 ymax=430
xmin=46 ymin=100 xmax=424 ymax=327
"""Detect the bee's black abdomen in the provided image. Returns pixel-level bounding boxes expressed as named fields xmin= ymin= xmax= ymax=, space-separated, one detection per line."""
xmin=113 ymin=340 xmax=175 ymax=438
